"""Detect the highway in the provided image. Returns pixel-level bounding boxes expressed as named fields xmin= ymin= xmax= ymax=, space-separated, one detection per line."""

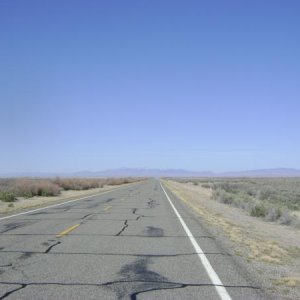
xmin=0 ymin=180 xmax=266 ymax=299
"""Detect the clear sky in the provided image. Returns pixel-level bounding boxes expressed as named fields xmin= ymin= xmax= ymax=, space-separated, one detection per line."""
xmin=1 ymin=0 xmax=299 ymax=173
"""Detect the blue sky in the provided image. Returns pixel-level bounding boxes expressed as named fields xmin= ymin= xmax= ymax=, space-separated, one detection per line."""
xmin=1 ymin=0 xmax=299 ymax=173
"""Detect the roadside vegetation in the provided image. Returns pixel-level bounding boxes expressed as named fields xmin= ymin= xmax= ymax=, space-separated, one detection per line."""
xmin=170 ymin=178 xmax=300 ymax=227
xmin=0 ymin=177 xmax=143 ymax=202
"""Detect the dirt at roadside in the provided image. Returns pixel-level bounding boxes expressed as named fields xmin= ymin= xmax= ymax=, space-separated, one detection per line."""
xmin=0 ymin=184 xmax=125 ymax=215
xmin=163 ymin=180 xmax=300 ymax=300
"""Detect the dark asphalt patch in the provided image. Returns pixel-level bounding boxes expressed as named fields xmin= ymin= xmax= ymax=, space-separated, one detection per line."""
xmin=104 ymin=198 xmax=115 ymax=203
xmin=19 ymin=252 xmax=33 ymax=260
xmin=109 ymin=257 xmax=179 ymax=299
xmin=85 ymin=203 xmax=100 ymax=209
xmin=0 ymin=222 xmax=29 ymax=233
xmin=147 ymin=198 xmax=158 ymax=209
xmin=143 ymin=226 xmax=164 ymax=237
xmin=29 ymin=212 xmax=50 ymax=216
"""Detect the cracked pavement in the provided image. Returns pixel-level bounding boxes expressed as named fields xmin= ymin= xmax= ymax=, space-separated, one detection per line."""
xmin=0 ymin=180 xmax=267 ymax=299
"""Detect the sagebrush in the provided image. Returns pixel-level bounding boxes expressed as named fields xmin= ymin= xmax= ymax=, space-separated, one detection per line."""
xmin=170 ymin=177 xmax=300 ymax=227
xmin=0 ymin=177 xmax=143 ymax=202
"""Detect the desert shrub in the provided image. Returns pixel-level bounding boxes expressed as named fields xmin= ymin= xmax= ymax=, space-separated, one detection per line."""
xmin=201 ymin=183 xmax=211 ymax=189
xmin=103 ymin=178 xmax=134 ymax=186
xmin=52 ymin=177 xmax=142 ymax=191
xmin=259 ymin=188 xmax=276 ymax=200
xmin=0 ymin=177 xmax=145 ymax=201
xmin=37 ymin=181 xmax=62 ymax=196
xmin=53 ymin=178 xmax=104 ymax=190
xmin=239 ymin=201 xmax=252 ymax=212
xmin=0 ymin=192 xmax=16 ymax=202
xmin=278 ymin=210 xmax=294 ymax=225
xmin=186 ymin=177 xmax=300 ymax=226
xmin=0 ymin=177 xmax=146 ymax=203
xmin=213 ymin=189 xmax=234 ymax=205
xmin=0 ymin=179 xmax=62 ymax=199
xmin=265 ymin=207 xmax=282 ymax=222
xmin=251 ymin=204 xmax=267 ymax=218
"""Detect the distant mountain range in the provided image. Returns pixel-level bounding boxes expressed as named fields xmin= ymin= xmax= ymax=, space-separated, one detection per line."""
xmin=1 ymin=168 xmax=300 ymax=178
xmin=220 ymin=168 xmax=300 ymax=177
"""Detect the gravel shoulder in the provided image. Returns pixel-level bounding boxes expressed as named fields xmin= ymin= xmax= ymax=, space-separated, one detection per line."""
xmin=0 ymin=184 xmax=128 ymax=215
xmin=163 ymin=180 xmax=300 ymax=300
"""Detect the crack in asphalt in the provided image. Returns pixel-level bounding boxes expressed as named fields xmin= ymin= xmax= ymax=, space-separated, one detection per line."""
xmin=132 ymin=208 xmax=145 ymax=221
xmin=113 ymin=257 xmax=170 ymax=299
xmin=45 ymin=241 xmax=61 ymax=254
xmin=0 ymin=264 xmax=12 ymax=268
xmin=146 ymin=197 xmax=160 ymax=209
xmin=147 ymin=198 xmax=157 ymax=209
xmin=0 ymin=280 xmax=262 ymax=300
xmin=8 ymin=211 xmax=171 ymax=217
xmin=0 ymin=250 xmax=232 ymax=257
xmin=129 ymin=283 xmax=183 ymax=300
xmin=81 ymin=213 xmax=93 ymax=220
xmin=0 ymin=184 xmax=260 ymax=299
xmin=80 ymin=213 xmax=98 ymax=224
xmin=115 ymin=208 xmax=146 ymax=236
xmin=0 ymin=240 xmax=63 ymax=282
xmin=0 ymin=284 xmax=27 ymax=299
xmin=116 ymin=220 xmax=128 ymax=236
xmin=0 ymin=233 xmax=215 ymax=239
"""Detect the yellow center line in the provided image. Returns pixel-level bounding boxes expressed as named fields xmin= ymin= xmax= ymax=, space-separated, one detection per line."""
xmin=56 ymin=224 xmax=80 ymax=238
xmin=104 ymin=205 xmax=112 ymax=211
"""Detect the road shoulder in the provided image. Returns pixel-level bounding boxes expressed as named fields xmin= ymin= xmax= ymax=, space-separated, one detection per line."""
xmin=162 ymin=180 xmax=300 ymax=300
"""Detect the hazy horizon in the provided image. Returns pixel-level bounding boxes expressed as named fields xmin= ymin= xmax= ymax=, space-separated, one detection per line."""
xmin=1 ymin=1 xmax=299 ymax=173
xmin=1 ymin=167 xmax=300 ymax=178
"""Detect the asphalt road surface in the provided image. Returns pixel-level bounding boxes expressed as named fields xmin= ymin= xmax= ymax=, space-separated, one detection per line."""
xmin=0 ymin=180 xmax=266 ymax=299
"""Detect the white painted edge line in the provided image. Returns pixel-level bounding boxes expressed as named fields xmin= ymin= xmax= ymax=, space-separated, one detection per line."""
xmin=160 ymin=182 xmax=232 ymax=300
xmin=0 ymin=182 xmax=138 ymax=221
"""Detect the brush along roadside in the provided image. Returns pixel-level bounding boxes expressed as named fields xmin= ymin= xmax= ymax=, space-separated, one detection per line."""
xmin=162 ymin=180 xmax=300 ymax=299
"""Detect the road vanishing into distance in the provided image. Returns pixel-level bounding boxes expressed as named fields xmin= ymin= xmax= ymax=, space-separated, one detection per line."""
xmin=0 ymin=180 xmax=266 ymax=299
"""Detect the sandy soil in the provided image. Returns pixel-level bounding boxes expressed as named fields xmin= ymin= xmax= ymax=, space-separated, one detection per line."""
xmin=164 ymin=180 xmax=300 ymax=300
xmin=0 ymin=184 xmax=126 ymax=215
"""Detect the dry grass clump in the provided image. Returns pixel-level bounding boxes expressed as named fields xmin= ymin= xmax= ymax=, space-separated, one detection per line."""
xmin=16 ymin=179 xmax=62 ymax=197
xmin=104 ymin=178 xmax=132 ymax=185
xmin=53 ymin=177 xmax=138 ymax=190
xmin=0 ymin=178 xmax=62 ymax=200
xmin=53 ymin=178 xmax=104 ymax=190
xmin=274 ymin=277 xmax=300 ymax=287
xmin=0 ymin=177 xmax=144 ymax=202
